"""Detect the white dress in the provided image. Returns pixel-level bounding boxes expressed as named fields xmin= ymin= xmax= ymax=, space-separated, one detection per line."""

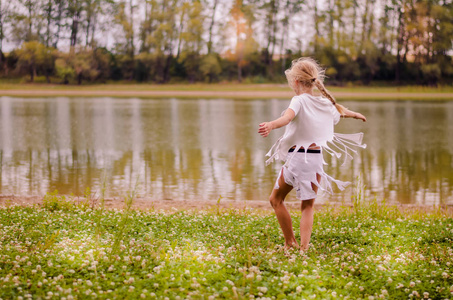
xmin=266 ymin=93 xmax=366 ymax=200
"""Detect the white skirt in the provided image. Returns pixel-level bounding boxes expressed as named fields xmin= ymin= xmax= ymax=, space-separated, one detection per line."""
xmin=275 ymin=150 xmax=350 ymax=201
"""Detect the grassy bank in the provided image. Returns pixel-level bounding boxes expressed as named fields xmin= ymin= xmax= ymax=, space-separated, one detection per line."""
xmin=0 ymin=83 xmax=452 ymax=100
xmin=1 ymin=194 xmax=452 ymax=299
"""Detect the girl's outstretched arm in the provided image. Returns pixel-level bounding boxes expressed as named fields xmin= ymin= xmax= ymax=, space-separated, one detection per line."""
xmin=341 ymin=108 xmax=367 ymax=122
xmin=258 ymin=109 xmax=296 ymax=137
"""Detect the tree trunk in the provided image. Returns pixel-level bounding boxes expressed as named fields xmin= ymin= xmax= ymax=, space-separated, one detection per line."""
xmin=395 ymin=6 xmax=404 ymax=82
xmin=90 ymin=12 xmax=97 ymax=47
xmin=328 ymin=0 xmax=334 ymax=47
xmin=207 ymin=0 xmax=218 ymax=54
xmin=46 ymin=0 xmax=52 ymax=47
xmin=366 ymin=0 xmax=375 ymax=44
xmin=176 ymin=5 xmax=186 ymax=59
xmin=0 ymin=0 xmax=3 ymax=54
xmin=30 ymin=65 xmax=35 ymax=82
xmin=269 ymin=0 xmax=278 ymax=68
xmin=336 ymin=0 xmax=344 ymax=51
xmin=426 ymin=3 xmax=432 ymax=63
xmin=359 ymin=0 xmax=370 ymax=55
xmin=54 ymin=0 xmax=64 ymax=48
xmin=28 ymin=1 xmax=32 ymax=41
xmin=78 ymin=73 xmax=82 ymax=85
xmin=313 ymin=0 xmax=320 ymax=53
xmin=163 ymin=54 xmax=172 ymax=83
xmin=129 ymin=0 xmax=134 ymax=60
xmin=70 ymin=6 xmax=81 ymax=47
xmin=352 ymin=0 xmax=357 ymax=47
xmin=85 ymin=0 xmax=92 ymax=47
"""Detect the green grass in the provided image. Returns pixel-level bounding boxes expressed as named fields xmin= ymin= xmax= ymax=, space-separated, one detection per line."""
xmin=1 ymin=193 xmax=452 ymax=299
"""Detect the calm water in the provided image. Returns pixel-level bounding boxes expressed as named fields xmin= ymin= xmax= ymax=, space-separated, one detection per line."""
xmin=1 ymin=97 xmax=452 ymax=206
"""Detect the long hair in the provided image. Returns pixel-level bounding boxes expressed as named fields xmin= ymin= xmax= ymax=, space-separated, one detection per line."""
xmin=284 ymin=57 xmax=346 ymax=115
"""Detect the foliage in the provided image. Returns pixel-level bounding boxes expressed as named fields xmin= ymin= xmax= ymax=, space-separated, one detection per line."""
xmin=0 ymin=199 xmax=452 ymax=299
xmin=200 ymin=53 xmax=221 ymax=83
xmin=15 ymin=41 xmax=56 ymax=82
xmin=1 ymin=0 xmax=452 ymax=85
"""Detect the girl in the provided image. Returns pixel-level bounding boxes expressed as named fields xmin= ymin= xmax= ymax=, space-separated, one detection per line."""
xmin=258 ymin=57 xmax=366 ymax=251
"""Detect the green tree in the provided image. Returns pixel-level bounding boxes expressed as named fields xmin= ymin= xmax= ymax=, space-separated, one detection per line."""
xmin=16 ymin=41 xmax=55 ymax=82
xmin=229 ymin=0 xmax=258 ymax=82
xmin=10 ymin=0 xmax=42 ymax=43
xmin=200 ymin=53 xmax=221 ymax=82
xmin=55 ymin=54 xmax=75 ymax=84
xmin=279 ymin=0 xmax=304 ymax=73
xmin=177 ymin=1 xmax=205 ymax=82
xmin=72 ymin=48 xmax=98 ymax=84
xmin=0 ymin=0 xmax=11 ymax=53
xmin=206 ymin=0 xmax=219 ymax=54
xmin=114 ymin=0 xmax=136 ymax=79
xmin=67 ymin=0 xmax=83 ymax=47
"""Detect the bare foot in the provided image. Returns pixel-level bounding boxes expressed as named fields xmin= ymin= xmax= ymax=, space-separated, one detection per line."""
xmin=299 ymin=243 xmax=311 ymax=255
xmin=284 ymin=243 xmax=300 ymax=251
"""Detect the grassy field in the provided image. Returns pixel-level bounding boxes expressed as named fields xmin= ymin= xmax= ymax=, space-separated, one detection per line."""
xmin=1 ymin=192 xmax=452 ymax=299
xmin=0 ymin=82 xmax=452 ymax=100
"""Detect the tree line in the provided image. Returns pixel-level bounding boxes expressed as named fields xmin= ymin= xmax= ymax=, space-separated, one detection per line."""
xmin=0 ymin=0 xmax=452 ymax=85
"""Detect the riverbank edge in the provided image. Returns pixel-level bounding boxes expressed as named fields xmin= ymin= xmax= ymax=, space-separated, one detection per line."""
xmin=0 ymin=84 xmax=452 ymax=100
xmin=1 ymin=195 xmax=452 ymax=214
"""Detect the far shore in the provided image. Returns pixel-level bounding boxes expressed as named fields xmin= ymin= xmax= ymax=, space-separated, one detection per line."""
xmin=0 ymin=83 xmax=452 ymax=100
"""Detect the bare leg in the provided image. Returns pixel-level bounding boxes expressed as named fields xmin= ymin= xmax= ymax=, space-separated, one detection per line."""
xmin=269 ymin=170 xmax=298 ymax=249
xmin=300 ymin=199 xmax=315 ymax=251
xmin=299 ymin=174 xmax=321 ymax=251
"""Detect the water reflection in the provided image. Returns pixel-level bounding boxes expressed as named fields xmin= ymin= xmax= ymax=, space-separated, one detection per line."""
xmin=0 ymin=97 xmax=452 ymax=206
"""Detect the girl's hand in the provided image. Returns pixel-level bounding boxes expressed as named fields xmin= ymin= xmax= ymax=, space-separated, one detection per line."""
xmin=354 ymin=112 xmax=367 ymax=122
xmin=258 ymin=122 xmax=273 ymax=137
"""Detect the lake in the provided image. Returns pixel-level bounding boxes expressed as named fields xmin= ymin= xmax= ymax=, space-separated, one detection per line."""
xmin=1 ymin=97 xmax=452 ymax=206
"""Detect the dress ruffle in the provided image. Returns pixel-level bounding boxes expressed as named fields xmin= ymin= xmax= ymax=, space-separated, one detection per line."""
xmin=266 ymin=132 xmax=366 ymax=195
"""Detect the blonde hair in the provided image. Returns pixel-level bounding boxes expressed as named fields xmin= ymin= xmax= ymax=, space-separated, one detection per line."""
xmin=285 ymin=57 xmax=346 ymax=115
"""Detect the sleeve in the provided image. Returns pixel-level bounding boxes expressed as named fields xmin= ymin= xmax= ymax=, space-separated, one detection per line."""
xmin=287 ymin=96 xmax=301 ymax=116
xmin=331 ymin=105 xmax=341 ymax=125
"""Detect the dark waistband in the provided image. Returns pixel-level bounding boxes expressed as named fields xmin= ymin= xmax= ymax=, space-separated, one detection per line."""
xmin=289 ymin=148 xmax=321 ymax=154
